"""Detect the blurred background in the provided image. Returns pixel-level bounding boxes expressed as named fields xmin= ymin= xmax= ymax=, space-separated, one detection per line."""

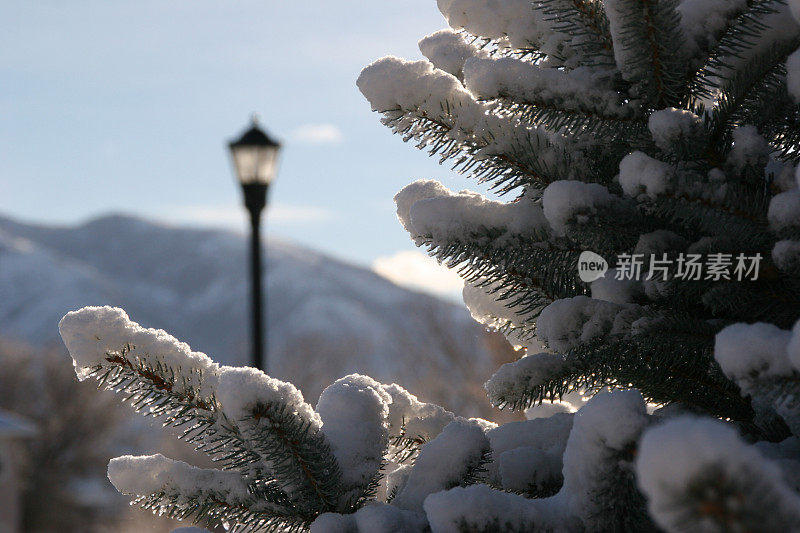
xmin=0 ymin=2 xmax=518 ymax=531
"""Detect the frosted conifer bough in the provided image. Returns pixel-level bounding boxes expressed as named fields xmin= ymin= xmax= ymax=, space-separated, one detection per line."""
xmin=357 ymin=0 xmax=800 ymax=528
xmin=58 ymin=306 xmax=467 ymax=531
xmin=63 ymin=0 xmax=800 ymax=529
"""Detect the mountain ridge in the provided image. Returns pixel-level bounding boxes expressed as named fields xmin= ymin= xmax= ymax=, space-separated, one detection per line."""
xmin=0 ymin=213 xmax=508 ymax=417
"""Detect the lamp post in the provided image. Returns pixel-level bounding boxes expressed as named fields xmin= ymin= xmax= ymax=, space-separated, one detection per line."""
xmin=228 ymin=117 xmax=281 ymax=372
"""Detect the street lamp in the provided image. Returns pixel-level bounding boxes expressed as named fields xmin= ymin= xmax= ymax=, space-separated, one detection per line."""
xmin=228 ymin=116 xmax=281 ymax=372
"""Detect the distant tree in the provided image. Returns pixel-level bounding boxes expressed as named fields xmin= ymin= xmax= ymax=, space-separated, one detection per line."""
xmin=0 ymin=339 xmax=128 ymax=532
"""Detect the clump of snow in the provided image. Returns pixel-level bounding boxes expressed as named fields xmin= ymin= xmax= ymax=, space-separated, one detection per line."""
xmin=380 ymin=382 xmax=454 ymax=440
xmin=789 ymin=48 xmax=800 ymax=103
xmin=536 ymin=296 xmax=631 ymax=353
xmin=768 ymin=189 xmax=800 ymax=233
xmin=788 ymin=320 xmax=800 ymax=371
xmin=310 ymin=503 xmax=427 ymax=533
xmin=436 ymin=0 xmax=569 ymax=56
xmin=634 ymin=230 xmax=688 ymax=256
xmin=392 ymin=418 xmax=489 ymax=512
xmin=715 ymin=322 xmax=794 ymax=383
xmin=423 ymin=483 xmax=571 ymax=532
xmin=677 ymin=0 xmax=747 ymax=62
xmin=403 ymin=413 xmax=457 ymax=444
xmin=357 ymin=56 xmax=472 ymax=117
xmin=216 ymin=366 xmax=319 ymax=427
xmin=647 ymin=108 xmax=703 ymax=150
xmin=59 ymin=306 xmax=218 ymax=392
xmin=394 ymin=180 xmax=451 ymax=244
xmin=487 ymin=413 xmax=574 ymax=458
xmin=108 ymin=454 xmax=249 ymax=500
xmin=386 ymin=464 xmax=413 ymax=498
xmin=769 ymin=159 xmax=797 ymax=192
xmin=591 ymin=269 xmax=641 ymax=304
xmin=485 ymin=352 xmax=568 ymax=407
xmin=395 ymin=180 xmax=548 ymax=246
xmin=464 ymin=57 xmax=630 ymax=117
xmin=704 ymin=3 xmax=800 ymax=85
xmin=499 ymin=446 xmax=562 ymax=493
xmin=773 ymin=240 xmax=800 ymax=273
xmin=308 ymin=513 xmax=352 ymax=533
xmin=486 ymin=413 xmax=573 ymax=487
xmin=462 ymin=279 xmax=532 ymax=345
xmin=525 ymin=400 xmax=576 ymax=420
xmin=636 ymin=416 xmax=800 ymax=532
xmin=418 ymin=29 xmax=486 ymax=78
xmin=727 ymin=125 xmax=770 ymax=169
xmin=542 ymin=180 xmax=614 ymax=236
xmin=618 ymin=152 xmax=673 ymax=199
xmin=560 ymin=390 xmax=648 ymax=520
xmin=317 ymin=375 xmax=390 ymax=496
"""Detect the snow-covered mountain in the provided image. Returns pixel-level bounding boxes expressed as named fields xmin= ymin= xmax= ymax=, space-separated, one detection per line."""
xmin=0 ymin=214 xmax=507 ymax=416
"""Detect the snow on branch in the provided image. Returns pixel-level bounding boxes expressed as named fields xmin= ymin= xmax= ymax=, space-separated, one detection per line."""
xmin=637 ymin=416 xmax=800 ymax=532
xmin=316 ymin=375 xmax=390 ymax=506
xmin=485 ymin=352 xmax=570 ymax=409
xmin=357 ymin=56 xmax=577 ymax=191
xmin=60 ymin=305 xmax=218 ymax=389
xmin=380 ymin=382 xmax=455 ymax=446
xmin=559 ymin=390 xmax=650 ymax=527
xmin=394 ymin=179 xmax=548 ymax=247
xmin=536 ymin=295 xmax=635 ymax=353
xmin=418 ymin=29 xmax=487 ymax=79
xmin=311 ymin=503 xmax=427 ymax=533
xmin=108 ymin=454 xmax=304 ymax=532
xmin=464 ymin=56 xmax=634 ymax=119
xmin=215 ymin=367 xmax=342 ymax=510
xmin=391 ymin=418 xmax=490 ymax=512
xmin=541 ymin=180 xmax=614 ymax=236
xmin=715 ymin=320 xmax=800 ymax=436
xmin=436 ymin=0 xmax=571 ymax=57
xmin=423 ymin=484 xmax=572 ymax=532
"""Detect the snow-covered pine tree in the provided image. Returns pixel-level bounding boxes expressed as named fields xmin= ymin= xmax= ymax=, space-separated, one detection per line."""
xmin=59 ymin=0 xmax=800 ymax=531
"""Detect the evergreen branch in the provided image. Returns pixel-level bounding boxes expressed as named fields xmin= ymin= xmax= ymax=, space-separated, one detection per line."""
xmin=390 ymin=432 xmax=426 ymax=464
xmin=537 ymin=0 xmax=616 ymax=66
xmin=244 ymin=401 xmax=344 ymax=514
xmin=490 ymin=97 xmax=648 ymax=147
xmin=133 ymin=488 xmax=308 ymax=533
xmin=587 ymin=442 xmax=660 ymax=532
xmin=109 ymin=454 xmax=308 ymax=532
xmin=420 ymin=231 xmax=588 ymax=323
xmin=689 ymin=0 xmax=785 ymax=99
xmin=491 ymin=321 xmax=763 ymax=433
xmin=752 ymin=92 xmax=800 ymax=163
xmin=89 ymin=346 xmax=347 ymax=520
xmin=710 ymin=38 xmax=800 ymax=153
xmin=606 ymin=0 xmax=688 ymax=107
xmin=380 ymin=103 xmax=577 ymax=192
xmin=648 ymin=195 xmax=772 ymax=249
xmin=90 ymin=346 xmax=270 ymax=475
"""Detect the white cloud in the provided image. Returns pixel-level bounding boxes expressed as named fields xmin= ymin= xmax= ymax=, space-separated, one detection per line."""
xmin=372 ymin=250 xmax=464 ymax=300
xmin=290 ymin=123 xmax=344 ymax=144
xmin=160 ymin=203 xmax=333 ymax=230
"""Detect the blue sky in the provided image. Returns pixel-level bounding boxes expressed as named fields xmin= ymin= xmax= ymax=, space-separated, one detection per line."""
xmin=1 ymin=1 xmax=498 ymax=297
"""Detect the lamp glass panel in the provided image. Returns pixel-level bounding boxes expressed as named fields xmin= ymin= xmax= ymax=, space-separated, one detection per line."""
xmin=232 ymin=145 xmax=279 ymax=185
